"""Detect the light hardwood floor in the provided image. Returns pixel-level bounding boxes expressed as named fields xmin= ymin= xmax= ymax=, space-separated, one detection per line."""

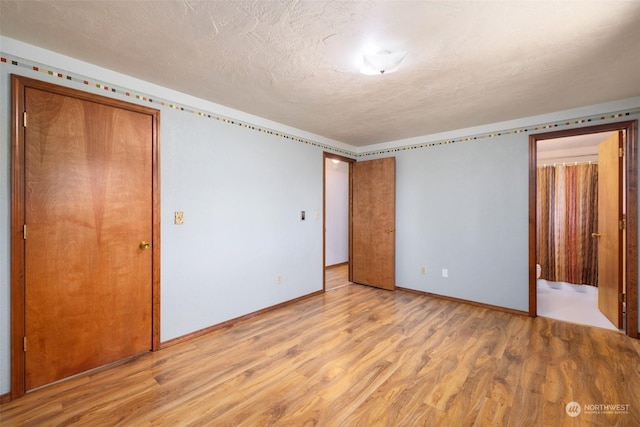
xmin=1 ymin=284 xmax=639 ymax=426
xmin=325 ymin=263 xmax=350 ymax=291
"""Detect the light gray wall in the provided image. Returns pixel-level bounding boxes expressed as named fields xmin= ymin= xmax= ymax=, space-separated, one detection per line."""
xmin=1 ymin=38 xmax=639 ymax=396
xmin=160 ymin=108 xmax=324 ymax=340
xmin=364 ymin=109 xmax=640 ymax=317
xmin=325 ymin=159 xmax=349 ymax=266
xmin=393 ymin=135 xmax=529 ymax=310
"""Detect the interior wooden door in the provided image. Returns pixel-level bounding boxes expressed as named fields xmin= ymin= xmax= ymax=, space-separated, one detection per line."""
xmin=350 ymin=157 xmax=396 ymax=290
xmin=596 ymin=131 xmax=623 ymax=328
xmin=23 ymin=85 xmax=154 ymax=390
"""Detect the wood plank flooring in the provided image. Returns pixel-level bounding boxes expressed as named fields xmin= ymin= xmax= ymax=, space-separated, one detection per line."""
xmin=1 ymin=284 xmax=639 ymax=426
xmin=325 ymin=263 xmax=350 ymax=291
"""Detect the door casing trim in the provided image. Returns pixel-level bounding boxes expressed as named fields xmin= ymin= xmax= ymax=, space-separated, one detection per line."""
xmin=322 ymin=152 xmax=355 ymax=290
xmin=528 ymin=120 xmax=638 ymax=338
xmin=10 ymin=74 xmax=161 ymax=399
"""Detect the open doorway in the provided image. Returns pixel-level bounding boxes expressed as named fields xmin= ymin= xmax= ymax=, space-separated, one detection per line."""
xmin=323 ymin=153 xmax=354 ymax=291
xmin=323 ymin=153 xmax=397 ymax=292
xmin=529 ymin=121 xmax=638 ymax=338
xmin=536 ymin=131 xmax=618 ymax=330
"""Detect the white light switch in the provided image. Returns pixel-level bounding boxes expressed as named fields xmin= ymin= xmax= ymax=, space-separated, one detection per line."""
xmin=442 ymin=268 xmax=448 ymax=278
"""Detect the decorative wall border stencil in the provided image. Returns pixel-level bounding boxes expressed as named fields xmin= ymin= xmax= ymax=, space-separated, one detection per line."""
xmin=359 ymin=110 xmax=640 ymax=157
xmin=2 ymin=53 xmax=639 ymax=159
xmin=0 ymin=53 xmax=357 ymax=158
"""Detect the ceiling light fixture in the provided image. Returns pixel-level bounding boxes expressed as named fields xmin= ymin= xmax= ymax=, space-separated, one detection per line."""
xmin=360 ymin=50 xmax=406 ymax=75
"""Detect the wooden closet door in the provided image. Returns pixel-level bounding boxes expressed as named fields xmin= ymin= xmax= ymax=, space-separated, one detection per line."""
xmin=24 ymin=86 xmax=153 ymax=390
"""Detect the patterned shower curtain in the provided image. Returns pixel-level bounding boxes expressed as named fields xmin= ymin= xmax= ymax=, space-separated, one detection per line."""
xmin=537 ymin=163 xmax=598 ymax=286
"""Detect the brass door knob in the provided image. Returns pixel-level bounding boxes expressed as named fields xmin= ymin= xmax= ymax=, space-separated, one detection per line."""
xmin=139 ymin=241 xmax=151 ymax=250
xmin=591 ymin=233 xmax=601 ymax=238
xmin=385 ymin=228 xmax=395 ymax=233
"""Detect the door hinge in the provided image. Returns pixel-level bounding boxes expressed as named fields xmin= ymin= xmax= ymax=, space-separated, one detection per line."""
xmin=23 ymin=111 xmax=27 ymax=128
xmin=619 ymin=147 xmax=624 ymax=157
xmin=619 ymin=293 xmax=625 ymax=303
xmin=23 ymin=224 xmax=27 ymax=240
xmin=619 ymin=219 xmax=626 ymax=230
xmin=23 ymin=336 xmax=27 ymax=352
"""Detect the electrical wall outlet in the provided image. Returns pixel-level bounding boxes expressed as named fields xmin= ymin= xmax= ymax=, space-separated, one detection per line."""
xmin=421 ymin=266 xmax=427 ymax=275
xmin=442 ymin=268 xmax=448 ymax=278
xmin=276 ymin=274 xmax=282 ymax=284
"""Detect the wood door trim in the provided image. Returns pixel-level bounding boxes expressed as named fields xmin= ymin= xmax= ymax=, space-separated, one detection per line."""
xmin=10 ymin=74 xmax=26 ymax=400
xmin=10 ymin=74 xmax=161 ymax=399
xmin=528 ymin=120 xmax=638 ymax=339
xmin=626 ymin=121 xmax=638 ymax=338
xmin=322 ymin=152 xmax=355 ymax=291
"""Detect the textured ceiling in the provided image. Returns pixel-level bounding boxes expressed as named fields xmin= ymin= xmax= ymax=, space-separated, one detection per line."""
xmin=1 ymin=1 xmax=639 ymax=147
